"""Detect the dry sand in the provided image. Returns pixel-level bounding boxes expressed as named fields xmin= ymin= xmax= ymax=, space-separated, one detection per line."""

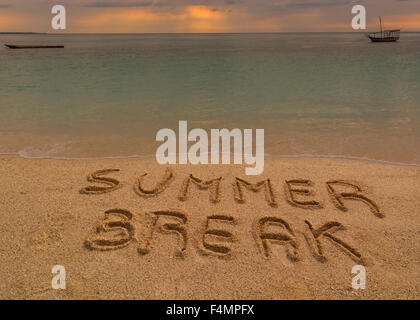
xmin=0 ymin=155 xmax=418 ymax=299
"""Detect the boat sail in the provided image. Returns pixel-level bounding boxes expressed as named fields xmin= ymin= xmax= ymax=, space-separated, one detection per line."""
xmin=368 ymin=17 xmax=400 ymax=42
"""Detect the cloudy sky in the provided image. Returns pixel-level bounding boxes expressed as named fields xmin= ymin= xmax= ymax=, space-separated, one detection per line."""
xmin=0 ymin=0 xmax=419 ymax=33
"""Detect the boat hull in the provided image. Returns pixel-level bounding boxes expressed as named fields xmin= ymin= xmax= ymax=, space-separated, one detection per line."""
xmin=4 ymin=44 xmax=64 ymax=49
xmin=368 ymin=36 xmax=399 ymax=42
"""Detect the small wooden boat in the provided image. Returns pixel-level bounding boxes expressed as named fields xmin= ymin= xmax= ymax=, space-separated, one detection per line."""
xmin=4 ymin=44 xmax=64 ymax=49
xmin=368 ymin=17 xmax=400 ymax=42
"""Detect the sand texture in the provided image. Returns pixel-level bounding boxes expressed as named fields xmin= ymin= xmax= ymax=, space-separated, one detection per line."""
xmin=0 ymin=156 xmax=418 ymax=299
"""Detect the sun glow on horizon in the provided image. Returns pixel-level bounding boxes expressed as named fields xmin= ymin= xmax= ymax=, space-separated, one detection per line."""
xmin=0 ymin=1 xmax=419 ymax=33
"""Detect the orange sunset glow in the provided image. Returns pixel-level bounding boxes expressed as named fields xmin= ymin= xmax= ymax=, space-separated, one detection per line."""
xmin=0 ymin=0 xmax=419 ymax=33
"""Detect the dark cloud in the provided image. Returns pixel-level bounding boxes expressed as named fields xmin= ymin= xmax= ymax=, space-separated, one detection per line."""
xmin=0 ymin=4 xmax=12 ymax=8
xmin=83 ymin=0 xmax=244 ymax=8
xmin=84 ymin=1 xmax=154 ymax=8
xmin=287 ymin=0 xmax=352 ymax=8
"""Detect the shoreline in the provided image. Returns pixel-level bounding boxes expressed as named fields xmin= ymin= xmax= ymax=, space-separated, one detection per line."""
xmin=1 ymin=152 xmax=419 ymax=168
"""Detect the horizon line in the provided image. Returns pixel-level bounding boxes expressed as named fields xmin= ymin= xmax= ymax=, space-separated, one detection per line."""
xmin=2 ymin=31 xmax=420 ymax=35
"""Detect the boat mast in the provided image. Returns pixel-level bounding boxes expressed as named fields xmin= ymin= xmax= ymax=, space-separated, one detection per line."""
xmin=379 ymin=16 xmax=383 ymax=37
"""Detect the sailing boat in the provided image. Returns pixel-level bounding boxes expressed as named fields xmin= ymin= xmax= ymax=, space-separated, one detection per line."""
xmin=368 ymin=17 xmax=400 ymax=42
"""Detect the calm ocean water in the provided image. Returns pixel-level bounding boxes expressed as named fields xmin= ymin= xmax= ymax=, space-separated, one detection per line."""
xmin=0 ymin=33 xmax=419 ymax=164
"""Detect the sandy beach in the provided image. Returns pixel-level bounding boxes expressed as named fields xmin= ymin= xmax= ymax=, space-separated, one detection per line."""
xmin=0 ymin=155 xmax=418 ymax=299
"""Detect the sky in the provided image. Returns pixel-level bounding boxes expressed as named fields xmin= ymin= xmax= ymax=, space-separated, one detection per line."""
xmin=0 ymin=0 xmax=419 ymax=33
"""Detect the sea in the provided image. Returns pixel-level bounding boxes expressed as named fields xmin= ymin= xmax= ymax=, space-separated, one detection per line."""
xmin=0 ymin=33 xmax=419 ymax=165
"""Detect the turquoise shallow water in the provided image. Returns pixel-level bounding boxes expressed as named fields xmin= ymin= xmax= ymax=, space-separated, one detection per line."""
xmin=0 ymin=33 xmax=419 ymax=163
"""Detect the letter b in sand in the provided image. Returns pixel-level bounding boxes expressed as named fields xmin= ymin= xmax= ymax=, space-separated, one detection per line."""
xmin=51 ymin=5 xmax=66 ymax=30
xmin=352 ymin=265 xmax=366 ymax=290
xmin=352 ymin=5 xmax=366 ymax=30
xmin=51 ymin=265 xmax=66 ymax=290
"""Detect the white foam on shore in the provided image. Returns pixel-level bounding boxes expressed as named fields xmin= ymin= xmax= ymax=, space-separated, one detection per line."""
xmin=1 ymin=149 xmax=419 ymax=168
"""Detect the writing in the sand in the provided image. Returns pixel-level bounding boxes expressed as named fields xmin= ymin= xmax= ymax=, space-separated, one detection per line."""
xmin=80 ymin=168 xmax=384 ymax=264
